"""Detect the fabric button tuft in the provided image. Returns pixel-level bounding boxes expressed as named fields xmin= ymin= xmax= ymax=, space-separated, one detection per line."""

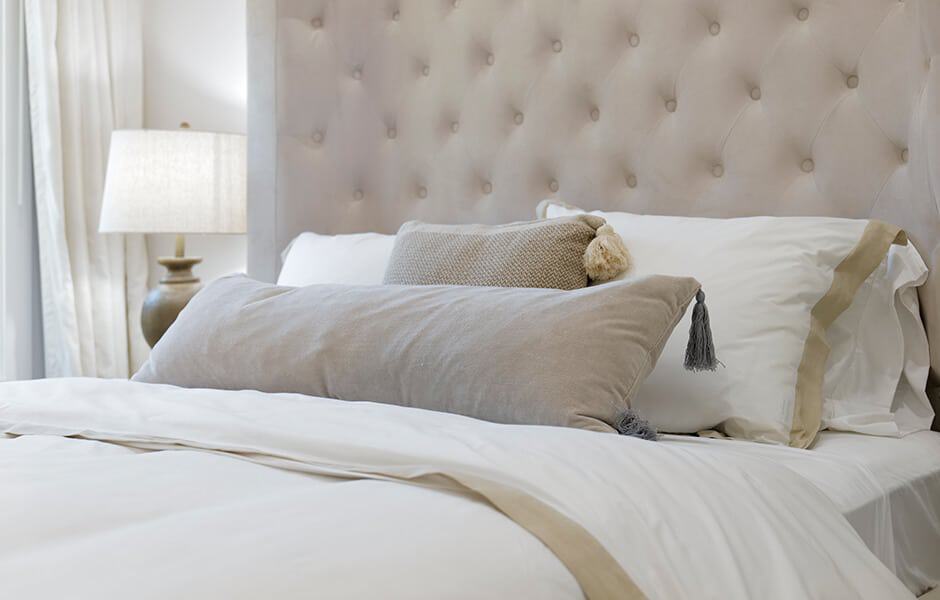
xmin=590 ymin=108 xmax=600 ymax=121
xmin=901 ymin=148 xmax=910 ymax=162
xmin=450 ymin=121 xmax=460 ymax=133
xmin=665 ymin=99 xmax=677 ymax=112
xmin=514 ymin=112 xmax=524 ymax=125
xmin=418 ymin=186 xmax=428 ymax=199
xmin=312 ymin=131 xmax=324 ymax=144
xmin=486 ymin=53 xmax=495 ymax=65
xmin=549 ymin=180 xmax=559 ymax=193
xmin=311 ymin=17 xmax=322 ymax=29
xmin=750 ymin=87 xmax=762 ymax=100
xmin=709 ymin=22 xmax=720 ymax=36
xmin=846 ymin=74 xmax=859 ymax=89
xmin=482 ymin=182 xmax=493 ymax=194
xmin=711 ymin=164 xmax=724 ymax=178
xmin=797 ymin=7 xmax=809 ymax=21
xmin=629 ymin=33 xmax=640 ymax=47
xmin=387 ymin=127 xmax=397 ymax=139
xmin=801 ymin=159 xmax=815 ymax=173
xmin=626 ymin=174 xmax=637 ymax=188
xmin=352 ymin=67 xmax=362 ymax=80
xmin=422 ymin=65 xmax=430 ymax=77
xmin=552 ymin=40 xmax=563 ymax=53
xmin=353 ymin=190 xmax=364 ymax=201
xmin=392 ymin=10 xmax=400 ymax=21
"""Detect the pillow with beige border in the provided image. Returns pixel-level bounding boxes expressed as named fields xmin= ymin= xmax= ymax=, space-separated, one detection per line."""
xmin=133 ymin=274 xmax=711 ymax=437
xmin=382 ymin=215 xmax=630 ymax=290
xmin=539 ymin=200 xmax=914 ymax=448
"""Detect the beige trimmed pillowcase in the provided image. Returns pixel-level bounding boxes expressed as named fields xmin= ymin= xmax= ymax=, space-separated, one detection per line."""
xmin=540 ymin=201 xmax=909 ymax=448
xmin=133 ymin=274 xmax=703 ymax=436
xmin=383 ymin=216 xmax=630 ymax=289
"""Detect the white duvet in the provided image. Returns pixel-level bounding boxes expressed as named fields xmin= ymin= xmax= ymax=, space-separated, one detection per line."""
xmin=0 ymin=378 xmax=913 ymax=599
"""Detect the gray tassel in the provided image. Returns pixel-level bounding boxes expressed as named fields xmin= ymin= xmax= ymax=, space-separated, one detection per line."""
xmin=616 ymin=410 xmax=658 ymax=441
xmin=684 ymin=289 xmax=719 ymax=372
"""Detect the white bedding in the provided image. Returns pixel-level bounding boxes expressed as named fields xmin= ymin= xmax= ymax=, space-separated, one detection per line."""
xmin=661 ymin=431 xmax=940 ymax=596
xmin=788 ymin=431 xmax=940 ymax=595
xmin=0 ymin=378 xmax=916 ymax=599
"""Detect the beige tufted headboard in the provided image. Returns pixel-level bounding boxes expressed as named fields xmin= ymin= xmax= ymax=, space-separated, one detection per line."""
xmin=247 ymin=0 xmax=940 ymax=419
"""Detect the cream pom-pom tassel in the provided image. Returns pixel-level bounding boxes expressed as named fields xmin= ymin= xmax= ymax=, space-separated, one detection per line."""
xmin=584 ymin=224 xmax=631 ymax=282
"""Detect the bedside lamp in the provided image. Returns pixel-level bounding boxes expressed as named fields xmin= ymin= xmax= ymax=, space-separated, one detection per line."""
xmin=99 ymin=128 xmax=246 ymax=347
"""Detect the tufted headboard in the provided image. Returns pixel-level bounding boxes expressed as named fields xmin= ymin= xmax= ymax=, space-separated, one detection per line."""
xmin=247 ymin=0 xmax=940 ymax=413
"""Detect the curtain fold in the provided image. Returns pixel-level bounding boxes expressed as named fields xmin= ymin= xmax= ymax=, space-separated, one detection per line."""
xmin=25 ymin=0 xmax=149 ymax=378
xmin=1 ymin=0 xmax=44 ymax=380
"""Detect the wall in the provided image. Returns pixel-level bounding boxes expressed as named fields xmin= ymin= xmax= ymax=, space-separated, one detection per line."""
xmin=142 ymin=0 xmax=247 ymax=287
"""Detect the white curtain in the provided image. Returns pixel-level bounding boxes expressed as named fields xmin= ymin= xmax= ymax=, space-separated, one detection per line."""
xmin=1 ymin=0 xmax=44 ymax=381
xmin=25 ymin=0 xmax=149 ymax=378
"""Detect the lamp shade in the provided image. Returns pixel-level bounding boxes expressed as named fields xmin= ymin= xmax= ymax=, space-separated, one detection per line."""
xmin=99 ymin=129 xmax=246 ymax=234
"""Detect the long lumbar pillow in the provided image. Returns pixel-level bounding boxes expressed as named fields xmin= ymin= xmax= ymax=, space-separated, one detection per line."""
xmin=133 ymin=274 xmax=706 ymax=436
xmin=383 ymin=215 xmax=630 ymax=290
xmin=539 ymin=201 xmax=917 ymax=448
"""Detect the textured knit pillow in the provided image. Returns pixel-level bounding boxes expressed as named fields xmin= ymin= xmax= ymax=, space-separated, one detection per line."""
xmin=382 ymin=216 xmax=630 ymax=290
xmin=133 ymin=274 xmax=706 ymax=435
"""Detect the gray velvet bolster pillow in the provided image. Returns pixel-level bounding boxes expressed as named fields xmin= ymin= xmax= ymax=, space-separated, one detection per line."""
xmin=133 ymin=274 xmax=702 ymax=433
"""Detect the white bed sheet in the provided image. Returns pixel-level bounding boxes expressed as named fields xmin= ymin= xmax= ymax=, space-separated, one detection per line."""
xmin=663 ymin=430 xmax=940 ymax=596
xmin=809 ymin=431 xmax=940 ymax=595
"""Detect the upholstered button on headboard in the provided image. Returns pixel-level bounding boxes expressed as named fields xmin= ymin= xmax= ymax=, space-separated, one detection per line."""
xmin=247 ymin=0 xmax=940 ymax=402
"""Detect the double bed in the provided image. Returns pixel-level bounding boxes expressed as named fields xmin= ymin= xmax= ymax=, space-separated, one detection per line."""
xmin=4 ymin=0 xmax=940 ymax=598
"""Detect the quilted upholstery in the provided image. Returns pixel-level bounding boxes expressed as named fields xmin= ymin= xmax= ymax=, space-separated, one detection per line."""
xmin=247 ymin=0 xmax=940 ymax=392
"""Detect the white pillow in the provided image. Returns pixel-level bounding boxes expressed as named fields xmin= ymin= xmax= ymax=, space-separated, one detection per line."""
xmin=541 ymin=201 xmax=931 ymax=446
xmin=822 ymin=245 xmax=931 ymax=436
xmin=277 ymin=232 xmax=395 ymax=287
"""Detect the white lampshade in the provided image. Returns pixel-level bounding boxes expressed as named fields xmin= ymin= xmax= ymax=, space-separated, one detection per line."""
xmin=99 ymin=129 xmax=246 ymax=234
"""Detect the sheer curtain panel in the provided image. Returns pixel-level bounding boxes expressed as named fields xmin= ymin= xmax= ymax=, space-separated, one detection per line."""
xmin=24 ymin=0 xmax=149 ymax=377
xmin=0 ymin=0 xmax=43 ymax=380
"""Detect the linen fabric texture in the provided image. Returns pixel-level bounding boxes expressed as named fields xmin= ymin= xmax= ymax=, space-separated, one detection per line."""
xmin=133 ymin=274 xmax=701 ymax=434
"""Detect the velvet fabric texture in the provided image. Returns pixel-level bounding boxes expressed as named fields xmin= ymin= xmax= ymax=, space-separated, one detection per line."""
xmin=134 ymin=274 xmax=700 ymax=433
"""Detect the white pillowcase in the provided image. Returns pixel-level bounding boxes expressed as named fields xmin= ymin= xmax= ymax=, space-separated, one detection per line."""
xmin=823 ymin=246 xmax=931 ymax=436
xmin=277 ymin=232 xmax=395 ymax=287
xmin=542 ymin=202 xmax=932 ymax=445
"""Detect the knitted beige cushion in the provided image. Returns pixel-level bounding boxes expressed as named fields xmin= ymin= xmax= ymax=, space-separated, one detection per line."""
xmin=133 ymin=274 xmax=703 ymax=434
xmin=383 ymin=216 xmax=624 ymax=290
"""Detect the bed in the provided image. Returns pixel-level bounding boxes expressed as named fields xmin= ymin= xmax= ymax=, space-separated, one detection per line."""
xmin=3 ymin=0 xmax=940 ymax=598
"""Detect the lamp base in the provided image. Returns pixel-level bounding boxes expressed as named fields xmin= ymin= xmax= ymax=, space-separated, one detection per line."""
xmin=141 ymin=256 xmax=203 ymax=348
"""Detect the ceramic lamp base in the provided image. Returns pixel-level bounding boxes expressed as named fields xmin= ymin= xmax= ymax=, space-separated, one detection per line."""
xmin=141 ymin=256 xmax=203 ymax=348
